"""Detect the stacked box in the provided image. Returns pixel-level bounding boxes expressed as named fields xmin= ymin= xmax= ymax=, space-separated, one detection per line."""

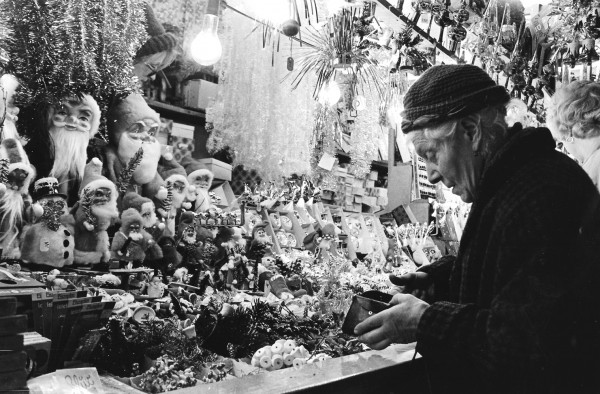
xmin=323 ymin=166 xmax=388 ymax=213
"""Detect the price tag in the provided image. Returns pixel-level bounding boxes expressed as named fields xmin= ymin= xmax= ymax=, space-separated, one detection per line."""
xmin=28 ymin=367 xmax=103 ymax=393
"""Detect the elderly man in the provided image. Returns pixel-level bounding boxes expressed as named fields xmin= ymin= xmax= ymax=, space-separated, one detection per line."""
xmin=355 ymin=65 xmax=600 ymax=393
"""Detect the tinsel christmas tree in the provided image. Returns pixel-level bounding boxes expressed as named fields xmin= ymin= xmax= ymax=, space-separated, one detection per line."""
xmin=0 ymin=0 xmax=147 ymax=139
xmin=40 ymin=200 xmax=63 ymax=231
xmin=116 ymin=147 xmax=144 ymax=194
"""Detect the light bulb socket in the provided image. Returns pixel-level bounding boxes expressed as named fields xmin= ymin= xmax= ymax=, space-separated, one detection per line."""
xmin=206 ymin=0 xmax=220 ymax=16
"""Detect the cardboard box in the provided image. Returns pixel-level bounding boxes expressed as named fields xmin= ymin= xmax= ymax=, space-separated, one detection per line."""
xmin=364 ymin=180 xmax=375 ymax=188
xmin=182 ymin=79 xmax=219 ymax=110
xmin=352 ymin=187 xmax=364 ymax=196
xmin=354 ymin=195 xmax=363 ymax=203
xmin=369 ymin=171 xmax=378 ymax=181
xmin=198 ymin=158 xmax=232 ymax=181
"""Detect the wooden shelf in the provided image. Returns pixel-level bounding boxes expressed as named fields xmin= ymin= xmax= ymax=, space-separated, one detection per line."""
xmin=146 ymin=100 xmax=206 ymax=121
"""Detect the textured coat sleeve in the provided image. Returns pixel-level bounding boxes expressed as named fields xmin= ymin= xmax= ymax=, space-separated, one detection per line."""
xmin=415 ymin=180 xmax=598 ymax=383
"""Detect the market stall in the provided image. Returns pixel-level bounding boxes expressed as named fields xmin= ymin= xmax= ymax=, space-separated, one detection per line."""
xmin=0 ymin=0 xmax=594 ymax=392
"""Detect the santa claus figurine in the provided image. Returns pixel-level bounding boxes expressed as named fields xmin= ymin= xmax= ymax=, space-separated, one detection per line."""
xmin=0 ymin=138 xmax=35 ymax=257
xmin=0 ymin=74 xmax=22 ymax=142
xmin=105 ymin=93 xmax=168 ymax=201
xmin=25 ymin=94 xmax=101 ymax=206
xmin=121 ymin=192 xmax=165 ymax=239
xmin=157 ymin=156 xmax=194 ymax=233
xmin=20 ymin=177 xmax=74 ymax=267
xmin=184 ymin=160 xmax=213 ymax=213
xmin=67 ymin=158 xmax=119 ymax=266
xmin=110 ymin=208 xmax=163 ymax=264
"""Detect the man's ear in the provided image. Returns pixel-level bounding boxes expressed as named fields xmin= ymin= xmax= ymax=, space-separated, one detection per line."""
xmin=460 ymin=114 xmax=482 ymax=152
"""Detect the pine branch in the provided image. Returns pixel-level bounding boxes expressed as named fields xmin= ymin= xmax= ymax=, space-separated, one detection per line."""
xmin=0 ymin=159 xmax=8 ymax=184
xmin=117 ymin=147 xmax=143 ymax=194
xmin=162 ymin=181 xmax=173 ymax=212
xmin=82 ymin=189 xmax=97 ymax=231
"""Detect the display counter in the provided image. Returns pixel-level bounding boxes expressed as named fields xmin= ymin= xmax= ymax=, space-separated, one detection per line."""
xmin=163 ymin=344 xmax=424 ymax=394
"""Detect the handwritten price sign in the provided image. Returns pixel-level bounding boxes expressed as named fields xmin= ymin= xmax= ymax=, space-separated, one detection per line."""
xmin=28 ymin=367 xmax=103 ymax=393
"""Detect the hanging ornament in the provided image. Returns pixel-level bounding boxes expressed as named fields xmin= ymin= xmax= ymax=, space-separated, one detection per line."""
xmin=352 ymin=95 xmax=366 ymax=111
xmin=455 ymin=0 xmax=469 ymax=24
xmin=584 ymin=10 xmax=600 ymax=39
xmin=281 ymin=0 xmax=301 ymax=37
xmin=434 ymin=9 xmax=454 ymax=27
xmin=415 ymin=0 xmax=432 ymax=13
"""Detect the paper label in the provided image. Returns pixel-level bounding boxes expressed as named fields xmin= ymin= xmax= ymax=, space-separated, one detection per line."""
xmin=40 ymin=237 xmax=50 ymax=252
xmin=28 ymin=367 xmax=103 ymax=393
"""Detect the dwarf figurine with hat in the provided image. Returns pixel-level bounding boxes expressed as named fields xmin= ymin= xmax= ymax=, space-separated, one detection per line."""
xmin=25 ymin=94 xmax=102 ymax=206
xmin=105 ymin=93 xmax=170 ymax=203
xmin=110 ymin=208 xmax=163 ymax=264
xmin=175 ymin=211 xmax=208 ymax=283
xmin=20 ymin=177 xmax=74 ymax=267
xmin=132 ymin=2 xmax=179 ymax=83
xmin=66 ymin=158 xmax=119 ymax=265
xmin=121 ymin=191 xmax=165 ymax=239
xmin=182 ymin=157 xmax=214 ymax=213
xmin=0 ymin=138 xmax=36 ymax=257
xmin=246 ymin=222 xmax=273 ymax=262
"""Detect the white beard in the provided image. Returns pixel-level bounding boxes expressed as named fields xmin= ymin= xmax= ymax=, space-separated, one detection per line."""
xmin=0 ymin=189 xmax=24 ymax=243
xmin=141 ymin=209 xmax=158 ymax=228
xmin=1 ymin=119 xmax=19 ymax=141
xmin=172 ymin=190 xmax=185 ymax=210
xmin=49 ymin=126 xmax=89 ymax=183
xmin=117 ymin=135 xmax=161 ymax=185
xmin=183 ymin=234 xmax=197 ymax=245
xmin=129 ymin=232 xmax=143 ymax=241
xmin=90 ymin=200 xmax=119 ymax=230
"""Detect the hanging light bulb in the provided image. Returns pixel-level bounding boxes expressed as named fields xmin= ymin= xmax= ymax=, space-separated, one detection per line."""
xmin=318 ymin=80 xmax=342 ymax=106
xmin=190 ymin=0 xmax=222 ymax=66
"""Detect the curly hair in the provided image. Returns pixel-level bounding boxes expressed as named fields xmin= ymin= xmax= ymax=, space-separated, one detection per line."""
xmin=407 ymin=104 xmax=509 ymax=159
xmin=546 ymin=81 xmax=600 ymax=139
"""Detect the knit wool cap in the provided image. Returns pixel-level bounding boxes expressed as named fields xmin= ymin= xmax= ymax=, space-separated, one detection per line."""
xmin=122 ymin=192 xmax=153 ymax=212
xmin=400 ymin=65 xmax=511 ymax=133
xmin=120 ymin=208 xmax=144 ymax=229
xmin=136 ymin=2 xmax=178 ymax=59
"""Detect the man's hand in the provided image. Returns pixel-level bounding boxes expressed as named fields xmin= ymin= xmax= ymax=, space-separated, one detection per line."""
xmin=355 ymin=293 xmax=429 ymax=350
xmin=390 ymin=272 xmax=434 ymax=302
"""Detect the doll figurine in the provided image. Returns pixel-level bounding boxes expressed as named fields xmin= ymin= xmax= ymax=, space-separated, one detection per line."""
xmin=0 ymin=138 xmax=35 ymax=258
xmin=184 ymin=159 xmax=213 ymax=213
xmin=0 ymin=74 xmax=22 ymax=142
xmin=146 ymin=274 xmax=167 ymax=298
xmin=110 ymin=208 xmax=163 ymax=264
xmin=67 ymin=158 xmax=119 ymax=265
xmin=20 ymin=177 xmax=74 ymax=267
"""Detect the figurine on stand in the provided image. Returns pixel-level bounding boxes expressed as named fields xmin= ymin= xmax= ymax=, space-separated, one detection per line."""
xmin=25 ymin=94 xmax=101 ymax=206
xmin=176 ymin=212 xmax=209 ymax=286
xmin=121 ymin=192 xmax=165 ymax=240
xmin=0 ymin=138 xmax=36 ymax=258
xmin=314 ymin=223 xmax=339 ymax=263
xmin=20 ymin=177 xmax=74 ymax=267
xmin=157 ymin=157 xmax=194 ymax=234
xmin=67 ymin=158 xmax=119 ymax=266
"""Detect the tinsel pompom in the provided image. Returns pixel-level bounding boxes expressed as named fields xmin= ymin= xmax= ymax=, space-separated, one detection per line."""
xmin=84 ymin=221 xmax=95 ymax=232
xmin=32 ymin=203 xmax=44 ymax=217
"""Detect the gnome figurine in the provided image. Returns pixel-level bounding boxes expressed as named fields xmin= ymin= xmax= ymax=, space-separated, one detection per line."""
xmin=121 ymin=191 xmax=166 ymax=239
xmin=0 ymin=138 xmax=35 ymax=258
xmin=68 ymin=158 xmax=119 ymax=265
xmin=184 ymin=157 xmax=214 ymax=213
xmin=20 ymin=177 xmax=74 ymax=267
xmin=157 ymin=156 xmax=194 ymax=234
xmin=110 ymin=208 xmax=163 ymax=264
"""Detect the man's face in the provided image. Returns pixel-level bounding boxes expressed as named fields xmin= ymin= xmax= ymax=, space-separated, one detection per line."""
xmin=133 ymin=51 xmax=170 ymax=82
xmin=140 ymin=202 xmax=157 ymax=228
xmin=129 ymin=223 xmax=140 ymax=233
xmin=51 ymin=99 xmax=94 ymax=134
xmin=413 ymin=124 xmax=482 ymax=203
xmin=117 ymin=116 xmax=162 ymax=185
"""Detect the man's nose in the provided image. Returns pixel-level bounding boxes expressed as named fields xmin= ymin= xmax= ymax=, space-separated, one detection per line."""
xmin=66 ymin=115 xmax=77 ymax=124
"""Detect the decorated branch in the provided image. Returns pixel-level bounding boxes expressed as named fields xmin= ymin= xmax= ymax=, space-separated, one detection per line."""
xmin=117 ymin=147 xmax=144 ymax=194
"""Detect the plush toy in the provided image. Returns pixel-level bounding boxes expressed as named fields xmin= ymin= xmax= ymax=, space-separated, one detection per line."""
xmin=20 ymin=177 xmax=74 ymax=267
xmin=157 ymin=235 xmax=182 ymax=276
xmin=176 ymin=212 xmax=207 ymax=274
xmin=315 ymin=223 xmax=339 ymax=262
xmin=68 ymin=158 xmax=119 ymax=265
xmin=105 ymin=93 xmax=167 ymax=201
xmin=0 ymin=138 xmax=35 ymax=257
xmin=247 ymin=223 xmax=273 ymax=259
xmin=185 ymin=161 xmax=214 ymax=213
xmin=111 ymin=208 xmax=163 ymax=264
xmin=121 ymin=191 xmax=165 ymax=239
xmin=0 ymin=74 xmax=22 ymax=142
xmin=25 ymin=95 xmax=101 ymax=205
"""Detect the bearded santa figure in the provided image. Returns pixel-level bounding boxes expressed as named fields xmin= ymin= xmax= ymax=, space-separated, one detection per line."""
xmin=157 ymin=156 xmax=193 ymax=233
xmin=0 ymin=138 xmax=35 ymax=257
xmin=0 ymin=74 xmax=22 ymax=142
xmin=110 ymin=208 xmax=163 ymax=263
xmin=66 ymin=158 xmax=119 ymax=265
xmin=188 ymin=168 xmax=214 ymax=214
xmin=105 ymin=93 xmax=167 ymax=201
xmin=121 ymin=191 xmax=165 ymax=239
xmin=25 ymin=95 xmax=101 ymax=206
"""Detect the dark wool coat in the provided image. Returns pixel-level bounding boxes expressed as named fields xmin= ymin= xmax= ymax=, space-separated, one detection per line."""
xmin=417 ymin=125 xmax=600 ymax=394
